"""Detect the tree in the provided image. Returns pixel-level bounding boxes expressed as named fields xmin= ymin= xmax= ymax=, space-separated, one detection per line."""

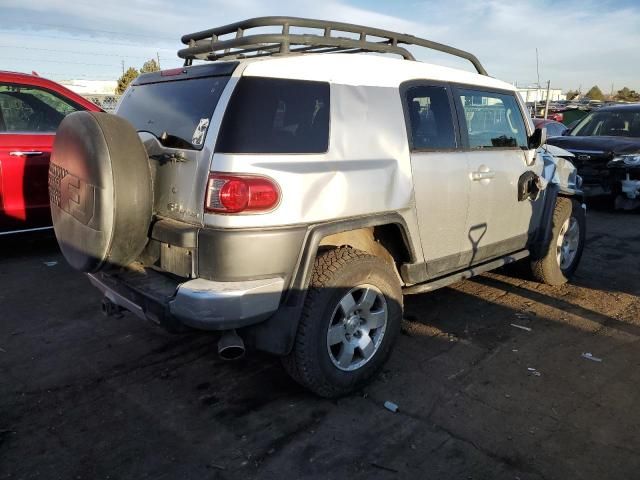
xmin=566 ymin=90 xmax=580 ymax=101
xmin=140 ymin=58 xmax=160 ymax=74
xmin=585 ymin=85 xmax=604 ymax=101
xmin=615 ymin=87 xmax=640 ymax=102
xmin=116 ymin=67 xmax=139 ymax=95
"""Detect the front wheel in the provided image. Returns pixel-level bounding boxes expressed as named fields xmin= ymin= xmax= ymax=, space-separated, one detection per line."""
xmin=282 ymin=247 xmax=403 ymax=398
xmin=531 ymin=197 xmax=586 ymax=286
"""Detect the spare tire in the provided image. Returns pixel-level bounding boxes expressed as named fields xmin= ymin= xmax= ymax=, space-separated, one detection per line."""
xmin=49 ymin=111 xmax=152 ymax=272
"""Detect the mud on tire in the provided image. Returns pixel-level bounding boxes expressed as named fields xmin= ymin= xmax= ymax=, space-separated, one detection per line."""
xmin=531 ymin=197 xmax=586 ymax=286
xmin=282 ymin=247 xmax=403 ymax=398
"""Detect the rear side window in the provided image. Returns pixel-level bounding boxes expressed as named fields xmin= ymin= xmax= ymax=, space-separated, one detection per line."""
xmin=405 ymin=85 xmax=457 ymax=150
xmin=216 ymin=77 xmax=330 ymax=154
xmin=0 ymin=84 xmax=80 ymax=133
xmin=458 ymin=89 xmax=528 ymax=149
xmin=117 ymin=76 xmax=230 ymax=150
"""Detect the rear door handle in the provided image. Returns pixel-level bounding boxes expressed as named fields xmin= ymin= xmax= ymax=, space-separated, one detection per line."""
xmin=10 ymin=151 xmax=44 ymax=157
xmin=471 ymin=170 xmax=496 ymax=181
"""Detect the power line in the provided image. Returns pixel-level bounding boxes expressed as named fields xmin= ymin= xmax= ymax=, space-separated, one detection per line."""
xmin=20 ymin=22 xmax=166 ymax=39
xmin=0 ymin=30 xmax=176 ymax=50
xmin=0 ymin=44 xmax=165 ymax=59
xmin=12 ymin=70 xmax=117 ymax=79
xmin=0 ymin=55 xmax=117 ymax=67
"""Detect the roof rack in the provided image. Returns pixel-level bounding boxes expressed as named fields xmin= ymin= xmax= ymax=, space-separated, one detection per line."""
xmin=178 ymin=16 xmax=488 ymax=76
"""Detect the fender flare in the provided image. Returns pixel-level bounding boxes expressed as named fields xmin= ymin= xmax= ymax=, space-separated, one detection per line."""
xmin=244 ymin=213 xmax=416 ymax=355
xmin=530 ymin=184 xmax=584 ymax=260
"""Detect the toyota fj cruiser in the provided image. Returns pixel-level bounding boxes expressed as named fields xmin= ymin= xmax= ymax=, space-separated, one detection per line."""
xmin=49 ymin=17 xmax=585 ymax=397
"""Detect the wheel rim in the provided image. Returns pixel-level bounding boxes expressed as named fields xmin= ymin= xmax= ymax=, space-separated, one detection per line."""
xmin=326 ymin=284 xmax=388 ymax=372
xmin=557 ymin=216 xmax=580 ymax=270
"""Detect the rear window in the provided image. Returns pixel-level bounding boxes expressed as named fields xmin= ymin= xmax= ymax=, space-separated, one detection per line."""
xmin=117 ymin=76 xmax=230 ymax=150
xmin=216 ymin=77 xmax=330 ymax=154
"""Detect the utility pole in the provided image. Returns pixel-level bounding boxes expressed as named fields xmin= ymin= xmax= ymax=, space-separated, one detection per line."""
xmin=534 ymin=48 xmax=540 ymax=117
xmin=121 ymin=60 xmax=125 ymax=75
xmin=544 ymin=80 xmax=551 ymax=119
xmin=156 ymin=52 xmax=161 ymax=70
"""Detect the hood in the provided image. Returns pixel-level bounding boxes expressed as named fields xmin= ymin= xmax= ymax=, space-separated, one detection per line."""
xmin=541 ymin=144 xmax=574 ymax=158
xmin=547 ymin=135 xmax=640 ymax=155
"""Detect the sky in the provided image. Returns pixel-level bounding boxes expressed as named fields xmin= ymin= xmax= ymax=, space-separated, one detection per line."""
xmin=0 ymin=0 xmax=638 ymax=92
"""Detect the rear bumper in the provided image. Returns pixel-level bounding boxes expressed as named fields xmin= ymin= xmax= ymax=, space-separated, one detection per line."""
xmin=88 ymin=269 xmax=284 ymax=330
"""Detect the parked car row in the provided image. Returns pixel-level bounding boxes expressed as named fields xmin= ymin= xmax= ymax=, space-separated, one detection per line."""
xmin=546 ymin=104 xmax=640 ymax=208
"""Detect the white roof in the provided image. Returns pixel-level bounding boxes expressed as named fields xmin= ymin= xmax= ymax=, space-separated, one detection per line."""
xmin=241 ymin=53 xmax=515 ymax=91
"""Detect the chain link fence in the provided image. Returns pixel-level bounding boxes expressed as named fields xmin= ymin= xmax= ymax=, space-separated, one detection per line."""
xmin=82 ymin=94 xmax=121 ymax=113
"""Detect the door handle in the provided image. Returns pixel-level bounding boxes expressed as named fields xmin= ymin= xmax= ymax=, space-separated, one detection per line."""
xmin=10 ymin=151 xmax=44 ymax=157
xmin=471 ymin=170 xmax=496 ymax=181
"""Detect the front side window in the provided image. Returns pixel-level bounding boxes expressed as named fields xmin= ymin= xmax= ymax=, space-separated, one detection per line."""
xmin=458 ymin=89 xmax=528 ymax=149
xmin=216 ymin=77 xmax=330 ymax=154
xmin=0 ymin=84 xmax=80 ymax=133
xmin=571 ymin=110 xmax=640 ymax=137
xmin=405 ymin=85 xmax=456 ymax=150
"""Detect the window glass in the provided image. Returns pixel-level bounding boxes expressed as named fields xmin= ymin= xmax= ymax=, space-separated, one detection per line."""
xmin=0 ymin=84 xmax=80 ymax=133
xmin=216 ymin=77 xmax=330 ymax=154
xmin=458 ymin=89 xmax=528 ymax=148
xmin=545 ymin=122 xmax=567 ymax=137
xmin=570 ymin=110 xmax=640 ymax=137
xmin=118 ymin=76 xmax=230 ymax=150
xmin=405 ymin=85 xmax=456 ymax=149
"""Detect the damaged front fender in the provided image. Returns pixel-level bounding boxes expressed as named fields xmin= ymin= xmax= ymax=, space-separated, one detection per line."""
xmin=537 ymin=144 xmax=583 ymax=197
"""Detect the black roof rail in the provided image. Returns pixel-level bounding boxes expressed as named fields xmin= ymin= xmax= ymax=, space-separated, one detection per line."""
xmin=178 ymin=16 xmax=488 ymax=76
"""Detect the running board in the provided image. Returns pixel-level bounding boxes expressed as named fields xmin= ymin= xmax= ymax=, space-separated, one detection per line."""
xmin=402 ymin=249 xmax=529 ymax=295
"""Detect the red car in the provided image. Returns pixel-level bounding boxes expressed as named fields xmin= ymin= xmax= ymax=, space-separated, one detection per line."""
xmin=0 ymin=71 xmax=101 ymax=235
xmin=533 ymin=118 xmax=568 ymax=138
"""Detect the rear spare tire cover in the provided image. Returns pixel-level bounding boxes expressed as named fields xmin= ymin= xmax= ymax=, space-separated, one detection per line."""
xmin=49 ymin=111 xmax=152 ymax=272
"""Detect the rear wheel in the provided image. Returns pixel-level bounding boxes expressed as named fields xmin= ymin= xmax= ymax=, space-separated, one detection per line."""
xmin=282 ymin=247 xmax=403 ymax=398
xmin=531 ymin=197 xmax=585 ymax=286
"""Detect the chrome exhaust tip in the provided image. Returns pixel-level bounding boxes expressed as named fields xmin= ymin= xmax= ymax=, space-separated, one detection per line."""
xmin=217 ymin=329 xmax=245 ymax=361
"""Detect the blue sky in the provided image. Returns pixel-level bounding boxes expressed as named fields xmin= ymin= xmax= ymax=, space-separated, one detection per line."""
xmin=0 ymin=0 xmax=638 ymax=92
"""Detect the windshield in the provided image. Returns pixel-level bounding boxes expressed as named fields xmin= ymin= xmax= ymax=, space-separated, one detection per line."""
xmin=571 ymin=110 xmax=640 ymax=138
xmin=117 ymin=76 xmax=230 ymax=150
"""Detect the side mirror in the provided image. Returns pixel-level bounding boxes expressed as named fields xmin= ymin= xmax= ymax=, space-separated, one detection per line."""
xmin=528 ymin=127 xmax=547 ymax=149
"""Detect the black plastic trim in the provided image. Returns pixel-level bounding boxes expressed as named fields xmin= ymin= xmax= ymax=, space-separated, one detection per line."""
xmin=151 ymin=218 xmax=199 ymax=249
xmin=133 ymin=62 xmax=238 ymax=86
xmin=245 ymin=213 xmax=417 ymax=355
xmin=529 ymin=184 xmax=560 ymax=260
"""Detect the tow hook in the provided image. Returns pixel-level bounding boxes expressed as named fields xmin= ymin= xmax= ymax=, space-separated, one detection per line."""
xmin=101 ymin=297 xmax=124 ymax=318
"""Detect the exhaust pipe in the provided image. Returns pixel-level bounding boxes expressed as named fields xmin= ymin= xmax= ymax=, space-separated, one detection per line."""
xmin=218 ymin=329 xmax=245 ymax=360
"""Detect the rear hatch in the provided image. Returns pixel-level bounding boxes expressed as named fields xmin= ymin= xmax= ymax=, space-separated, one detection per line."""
xmin=116 ymin=62 xmax=237 ymax=224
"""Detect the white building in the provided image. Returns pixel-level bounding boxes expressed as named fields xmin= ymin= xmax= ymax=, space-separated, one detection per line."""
xmin=59 ymin=79 xmax=117 ymax=95
xmin=517 ymin=86 xmax=566 ymax=103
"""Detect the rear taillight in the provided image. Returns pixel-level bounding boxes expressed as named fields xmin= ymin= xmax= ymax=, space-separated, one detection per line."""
xmin=205 ymin=173 xmax=280 ymax=214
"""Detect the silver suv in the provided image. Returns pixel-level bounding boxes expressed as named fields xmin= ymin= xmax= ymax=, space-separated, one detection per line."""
xmin=49 ymin=17 xmax=585 ymax=397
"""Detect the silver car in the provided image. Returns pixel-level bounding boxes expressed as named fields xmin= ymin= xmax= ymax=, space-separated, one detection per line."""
xmin=49 ymin=17 xmax=585 ymax=397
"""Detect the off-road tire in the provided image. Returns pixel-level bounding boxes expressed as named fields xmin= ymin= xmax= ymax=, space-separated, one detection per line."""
xmin=531 ymin=197 xmax=585 ymax=286
xmin=282 ymin=247 xmax=403 ymax=398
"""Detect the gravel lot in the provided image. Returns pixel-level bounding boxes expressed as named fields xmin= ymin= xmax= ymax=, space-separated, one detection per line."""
xmin=1 ymin=209 xmax=639 ymax=480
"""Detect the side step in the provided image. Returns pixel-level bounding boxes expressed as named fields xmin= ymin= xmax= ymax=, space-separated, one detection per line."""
xmin=402 ymin=250 xmax=529 ymax=295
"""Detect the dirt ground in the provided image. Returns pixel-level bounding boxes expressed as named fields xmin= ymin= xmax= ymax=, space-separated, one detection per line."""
xmin=1 ymin=208 xmax=639 ymax=480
